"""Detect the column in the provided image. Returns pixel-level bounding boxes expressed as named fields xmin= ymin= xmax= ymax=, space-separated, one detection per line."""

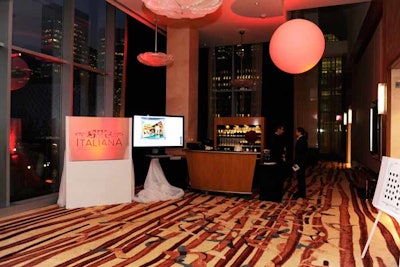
xmin=166 ymin=27 xmax=199 ymax=155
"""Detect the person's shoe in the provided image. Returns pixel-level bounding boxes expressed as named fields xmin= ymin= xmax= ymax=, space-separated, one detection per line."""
xmin=293 ymin=192 xmax=305 ymax=199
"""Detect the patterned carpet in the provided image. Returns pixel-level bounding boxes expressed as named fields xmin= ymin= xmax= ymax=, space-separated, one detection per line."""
xmin=0 ymin=162 xmax=399 ymax=267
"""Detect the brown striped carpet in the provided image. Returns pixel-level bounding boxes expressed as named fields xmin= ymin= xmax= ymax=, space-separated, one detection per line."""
xmin=0 ymin=162 xmax=399 ymax=267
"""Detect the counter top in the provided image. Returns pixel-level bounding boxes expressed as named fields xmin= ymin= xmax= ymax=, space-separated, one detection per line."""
xmin=186 ymin=149 xmax=259 ymax=155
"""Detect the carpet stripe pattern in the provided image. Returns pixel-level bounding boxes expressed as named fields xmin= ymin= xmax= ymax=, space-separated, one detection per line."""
xmin=0 ymin=162 xmax=399 ymax=266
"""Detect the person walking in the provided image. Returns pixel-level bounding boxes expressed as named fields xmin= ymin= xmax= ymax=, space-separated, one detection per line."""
xmin=293 ymin=127 xmax=308 ymax=199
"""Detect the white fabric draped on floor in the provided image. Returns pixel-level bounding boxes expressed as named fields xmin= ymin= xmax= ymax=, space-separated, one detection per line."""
xmin=133 ymin=158 xmax=184 ymax=203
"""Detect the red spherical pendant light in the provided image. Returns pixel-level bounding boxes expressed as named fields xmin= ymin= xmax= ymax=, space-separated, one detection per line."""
xmin=269 ymin=19 xmax=325 ymax=74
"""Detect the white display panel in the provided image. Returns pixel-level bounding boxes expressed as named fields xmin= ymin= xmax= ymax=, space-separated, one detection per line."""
xmin=58 ymin=116 xmax=134 ymax=209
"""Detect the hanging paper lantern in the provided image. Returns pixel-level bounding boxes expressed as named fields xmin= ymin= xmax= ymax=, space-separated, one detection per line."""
xmin=269 ymin=19 xmax=325 ymax=74
xmin=137 ymin=19 xmax=174 ymax=67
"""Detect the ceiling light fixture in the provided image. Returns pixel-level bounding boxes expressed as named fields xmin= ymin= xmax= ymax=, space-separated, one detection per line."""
xmin=142 ymin=0 xmax=223 ymax=19
xmin=231 ymin=30 xmax=255 ymax=88
xmin=269 ymin=19 xmax=325 ymax=74
xmin=137 ymin=19 xmax=174 ymax=67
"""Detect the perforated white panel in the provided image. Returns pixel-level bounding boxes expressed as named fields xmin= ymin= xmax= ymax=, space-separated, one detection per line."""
xmin=372 ymin=156 xmax=400 ymax=220
xmin=363 ymin=157 xmax=400 ymax=262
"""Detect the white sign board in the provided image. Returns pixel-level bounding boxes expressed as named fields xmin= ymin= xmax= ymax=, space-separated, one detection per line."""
xmin=58 ymin=116 xmax=134 ymax=209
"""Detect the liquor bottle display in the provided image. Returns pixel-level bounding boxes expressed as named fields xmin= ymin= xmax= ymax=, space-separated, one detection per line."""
xmin=214 ymin=117 xmax=265 ymax=154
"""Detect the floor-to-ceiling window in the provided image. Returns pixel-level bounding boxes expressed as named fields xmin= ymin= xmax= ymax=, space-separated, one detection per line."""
xmin=1 ymin=0 xmax=125 ymax=209
xmin=208 ymin=43 xmax=263 ymax=137
xmin=11 ymin=0 xmax=64 ymax=202
xmin=73 ymin=0 xmax=106 ymax=116
xmin=319 ymin=55 xmax=345 ymax=159
xmin=113 ymin=9 xmax=126 ymax=117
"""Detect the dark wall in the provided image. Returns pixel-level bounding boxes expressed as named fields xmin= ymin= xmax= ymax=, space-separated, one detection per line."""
xmin=261 ymin=42 xmax=294 ymax=161
xmin=197 ymin=47 xmax=209 ymax=143
xmin=125 ymin=17 xmax=168 ymax=184
xmin=125 ymin=17 xmax=167 ymax=118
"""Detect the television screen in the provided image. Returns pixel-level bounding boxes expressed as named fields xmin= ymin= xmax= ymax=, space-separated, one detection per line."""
xmin=133 ymin=115 xmax=184 ymax=148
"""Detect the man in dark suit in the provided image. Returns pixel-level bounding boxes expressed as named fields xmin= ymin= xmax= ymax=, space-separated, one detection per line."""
xmin=269 ymin=124 xmax=286 ymax=165
xmin=259 ymin=124 xmax=287 ymax=202
xmin=293 ymin=127 xmax=308 ymax=198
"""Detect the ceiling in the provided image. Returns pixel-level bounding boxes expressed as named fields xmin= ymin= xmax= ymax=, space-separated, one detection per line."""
xmin=107 ymin=0 xmax=371 ymax=47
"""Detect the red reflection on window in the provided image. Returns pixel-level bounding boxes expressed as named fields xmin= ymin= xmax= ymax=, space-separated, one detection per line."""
xmin=10 ymin=118 xmax=21 ymax=155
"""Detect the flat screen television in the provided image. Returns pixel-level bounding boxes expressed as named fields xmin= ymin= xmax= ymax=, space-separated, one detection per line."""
xmin=133 ymin=115 xmax=184 ymax=154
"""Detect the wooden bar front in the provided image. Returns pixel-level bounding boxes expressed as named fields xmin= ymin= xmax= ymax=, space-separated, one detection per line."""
xmin=186 ymin=150 xmax=258 ymax=194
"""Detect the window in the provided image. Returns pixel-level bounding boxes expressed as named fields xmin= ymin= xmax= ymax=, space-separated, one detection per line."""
xmin=13 ymin=0 xmax=64 ymax=57
xmin=5 ymin=0 xmax=124 ymax=204
xmin=209 ymin=43 xmax=263 ymax=133
xmin=73 ymin=0 xmax=107 ymax=117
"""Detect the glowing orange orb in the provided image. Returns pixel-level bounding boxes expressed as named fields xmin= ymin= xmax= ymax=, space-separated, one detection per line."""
xmin=269 ymin=19 xmax=325 ymax=74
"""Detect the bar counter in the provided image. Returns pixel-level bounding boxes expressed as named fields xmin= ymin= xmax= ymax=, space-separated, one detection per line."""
xmin=186 ymin=150 xmax=258 ymax=194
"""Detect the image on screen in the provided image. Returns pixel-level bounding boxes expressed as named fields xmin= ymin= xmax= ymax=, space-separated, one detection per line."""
xmin=140 ymin=118 xmax=165 ymax=140
xmin=133 ymin=115 xmax=184 ymax=148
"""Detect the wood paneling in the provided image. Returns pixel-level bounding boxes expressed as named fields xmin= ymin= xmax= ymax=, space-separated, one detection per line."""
xmin=186 ymin=150 xmax=257 ymax=194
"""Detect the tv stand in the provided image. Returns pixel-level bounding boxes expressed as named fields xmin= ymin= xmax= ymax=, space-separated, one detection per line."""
xmin=134 ymin=157 xmax=184 ymax=202
xmin=151 ymin=148 xmax=165 ymax=156
xmin=146 ymin=154 xmax=171 ymax=158
xmin=143 ymin=154 xmax=188 ymax=187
